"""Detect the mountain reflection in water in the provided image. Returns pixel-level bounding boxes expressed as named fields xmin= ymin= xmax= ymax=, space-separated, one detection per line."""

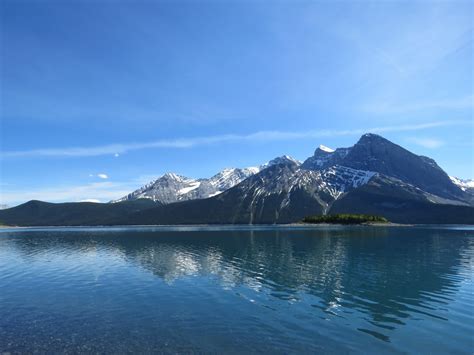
xmin=1 ymin=226 xmax=473 ymax=353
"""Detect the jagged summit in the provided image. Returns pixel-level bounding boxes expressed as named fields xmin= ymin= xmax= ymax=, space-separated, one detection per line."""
xmin=354 ymin=132 xmax=395 ymax=147
xmin=360 ymin=132 xmax=382 ymax=138
xmin=266 ymin=155 xmax=301 ymax=166
xmin=161 ymin=172 xmax=186 ymax=181
xmin=301 ymin=133 xmax=463 ymax=200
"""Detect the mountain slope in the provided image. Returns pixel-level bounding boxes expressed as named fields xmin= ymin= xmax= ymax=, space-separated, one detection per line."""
xmin=450 ymin=176 xmax=474 ymax=193
xmin=0 ymin=199 xmax=158 ymax=226
xmin=330 ymin=175 xmax=474 ymax=224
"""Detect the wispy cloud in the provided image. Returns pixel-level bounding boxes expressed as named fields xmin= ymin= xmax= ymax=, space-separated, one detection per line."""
xmin=408 ymin=137 xmax=445 ymax=149
xmin=1 ymin=120 xmax=470 ymax=159
xmin=89 ymin=173 xmax=109 ymax=179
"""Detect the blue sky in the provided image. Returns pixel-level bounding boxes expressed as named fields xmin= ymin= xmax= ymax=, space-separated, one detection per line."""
xmin=1 ymin=0 xmax=473 ymax=206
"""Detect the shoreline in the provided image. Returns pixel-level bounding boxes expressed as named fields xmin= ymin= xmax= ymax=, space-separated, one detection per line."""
xmin=1 ymin=222 xmax=468 ymax=229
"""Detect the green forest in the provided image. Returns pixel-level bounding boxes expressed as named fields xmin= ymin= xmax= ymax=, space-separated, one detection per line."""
xmin=302 ymin=214 xmax=389 ymax=225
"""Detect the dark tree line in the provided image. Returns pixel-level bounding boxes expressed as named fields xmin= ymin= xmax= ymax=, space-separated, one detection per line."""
xmin=302 ymin=214 xmax=389 ymax=225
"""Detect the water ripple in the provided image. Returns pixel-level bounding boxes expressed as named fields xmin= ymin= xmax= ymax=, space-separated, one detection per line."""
xmin=0 ymin=226 xmax=473 ymax=353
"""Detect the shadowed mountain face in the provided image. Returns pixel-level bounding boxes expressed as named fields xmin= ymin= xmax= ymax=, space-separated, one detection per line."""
xmin=0 ymin=199 xmax=159 ymax=226
xmin=0 ymin=134 xmax=473 ymax=226
xmin=303 ymin=134 xmax=463 ymax=200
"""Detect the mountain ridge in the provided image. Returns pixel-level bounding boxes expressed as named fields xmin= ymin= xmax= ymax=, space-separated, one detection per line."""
xmin=1 ymin=133 xmax=473 ymax=226
xmin=111 ymin=155 xmax=300 ymax=204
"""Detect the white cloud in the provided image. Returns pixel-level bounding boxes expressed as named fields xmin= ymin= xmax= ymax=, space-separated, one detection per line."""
xmin=79 ymin=199 xmax=101 ymax=203
xmin=0 ymin=120 xmax=469 ymax=159
xmin=114 ymin=153 xmax=120 ymax=157
xmin=89 ymin=173 xmax=109 ymax=179
xmin=408 ymin=137 xmax=445 ymax=149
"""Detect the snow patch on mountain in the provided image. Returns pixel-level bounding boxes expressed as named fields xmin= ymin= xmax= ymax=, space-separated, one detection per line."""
xmin=318 ymin=166 xmax=377 ymax=199
xmin=177 ymin=181 xmax=201 ymax=195
xmin=239 ymin=164 xmax=377 ymax=209
xmin=208 ymin=191 xmax=223 ymax=198
xmin=450 ymin=176 xmax=474 ymax=191
xmin=319 ymin=144 xmax=334 ymax=153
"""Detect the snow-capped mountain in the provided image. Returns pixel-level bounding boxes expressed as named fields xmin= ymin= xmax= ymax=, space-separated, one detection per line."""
xmin=113 ymin=134 xmax=470 ymax=213
xmin=112 ymin=173 xmax=202 ymax=204
xmin=223 ymin=162 xmax=377 ymax=218
xmin=3 ymin=134 xmax=473 ymax=226
xmin=112 ymin=155 xmax=301 ymax=204
xmin=303 ymin=133 xmax=464 ymax=201
xmin=116 ymin=133 xmax=472 ymax=225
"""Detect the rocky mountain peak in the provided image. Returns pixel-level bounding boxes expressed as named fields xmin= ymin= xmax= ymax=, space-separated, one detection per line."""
xmin=161 ymin=172 xmax=185 ymax=181
xmin=266 ymin=155 xmax=300 ymax=167
xmin=300 ymin=133 xmax=465 ymax=201
xmin=356 ymin=133 xmax=390 ymax=145
xmin=302 ymin=146 xmax=349 ymax=170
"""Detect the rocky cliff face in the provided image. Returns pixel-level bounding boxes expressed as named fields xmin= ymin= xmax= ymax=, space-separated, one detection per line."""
xmin=301 ymin=145 xmax=350 ymax=170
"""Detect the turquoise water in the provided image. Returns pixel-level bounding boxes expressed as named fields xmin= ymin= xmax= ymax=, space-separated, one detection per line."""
xmin=0 ymin=225 xmax=473 ymax=354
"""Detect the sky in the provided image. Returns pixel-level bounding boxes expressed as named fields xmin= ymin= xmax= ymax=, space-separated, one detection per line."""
xmin=0 ymin=0 xmax=473 ymax=206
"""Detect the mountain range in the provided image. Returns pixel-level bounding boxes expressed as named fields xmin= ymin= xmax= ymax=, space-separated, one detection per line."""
xmin=1 ymin=133 xmax=473 ymax=226
xmin=111 ymin=156 xmax=299 ymax=204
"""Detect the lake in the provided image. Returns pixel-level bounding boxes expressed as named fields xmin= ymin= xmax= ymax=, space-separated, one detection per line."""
xmin=0 ymin=225 xmax=473 ymax=354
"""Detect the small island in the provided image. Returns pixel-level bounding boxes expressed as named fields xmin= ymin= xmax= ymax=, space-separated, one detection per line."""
xmin=302 ymin=214 xmax=389 ymax=225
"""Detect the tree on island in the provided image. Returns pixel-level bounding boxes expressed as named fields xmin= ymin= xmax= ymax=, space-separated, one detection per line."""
xmin=302 ymin=214 xmax=389 ymax=225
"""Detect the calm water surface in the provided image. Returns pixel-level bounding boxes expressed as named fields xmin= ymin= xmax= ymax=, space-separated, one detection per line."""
xmin=0 ymin=225 xmax=473 ymax=354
